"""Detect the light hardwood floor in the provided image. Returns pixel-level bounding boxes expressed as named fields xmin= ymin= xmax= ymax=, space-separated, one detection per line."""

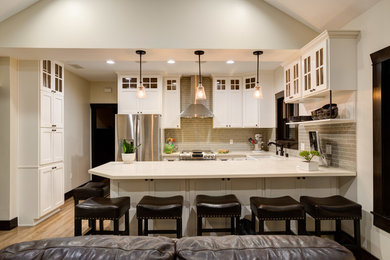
xmin=0 ymin=198 xmax=107 ymax=250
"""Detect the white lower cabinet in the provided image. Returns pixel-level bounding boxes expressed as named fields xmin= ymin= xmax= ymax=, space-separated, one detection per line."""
xmin=40 ymin=128 xmax=64 ymax=165
xmin=39 ymin=164 xmax=64 ymax=217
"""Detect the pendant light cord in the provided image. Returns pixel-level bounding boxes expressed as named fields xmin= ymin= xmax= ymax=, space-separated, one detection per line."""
xmin=198 ymin=54 xmax=201 ymax=84
xmin=256 ymin=53 xmax=259 ymax=84
xmin=139 ymin=53 xmax=142 ymax=84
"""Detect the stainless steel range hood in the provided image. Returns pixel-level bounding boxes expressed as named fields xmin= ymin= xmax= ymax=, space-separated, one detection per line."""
xmin=180 ymin=75 xmax=214 ymax=118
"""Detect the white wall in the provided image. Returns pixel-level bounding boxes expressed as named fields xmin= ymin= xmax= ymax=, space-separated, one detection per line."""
xmin=64 ymin=70 xmax=91 ymax=192
xmin=0 ymin=57 xmax=18 ymax=221
xmin=90 ymin=81 xmax=117 ymax=104
xmin=341 ymin=0 xmax=390 ymax=258
xmin=0 ymin=0 xmax=317 ymax=49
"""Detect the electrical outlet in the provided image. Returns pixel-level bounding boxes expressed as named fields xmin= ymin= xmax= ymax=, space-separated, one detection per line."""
xmin=230 ymin=139 xmax=233 ymax=144
xmin=326 ymin=144 xmax=332 ymax=154
xmin=301 ymin=143 xmax=305 ymax=150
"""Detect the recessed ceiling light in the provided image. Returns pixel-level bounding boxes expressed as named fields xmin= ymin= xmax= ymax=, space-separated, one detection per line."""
xmin=167 ymin=59 xmax=176 ymax=64
xmin=226 ymin=60 xmax=235 ymax=64
xmin=106 ymin=59 xmax=115 ymax=64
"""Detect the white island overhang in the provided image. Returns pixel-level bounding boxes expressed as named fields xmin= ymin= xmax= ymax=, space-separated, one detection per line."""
xmin=88 ymin=158 xmax=356 ymax=180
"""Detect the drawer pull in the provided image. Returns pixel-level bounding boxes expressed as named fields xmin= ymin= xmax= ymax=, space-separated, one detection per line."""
xmin=52 ymin=166 xmax=57 ymax=169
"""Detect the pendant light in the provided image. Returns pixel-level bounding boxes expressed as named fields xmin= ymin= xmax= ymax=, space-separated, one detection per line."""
xmin=253 ymin=50 xmax=264 ymax=99
xmin=136 ymin=50 xmax=146 ymax=99
xmin=194 ymin=50 xmax=206 ymax=100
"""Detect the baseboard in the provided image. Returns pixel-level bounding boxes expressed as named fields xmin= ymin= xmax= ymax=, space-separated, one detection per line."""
xmin=340 ymin=231 xmax=379 ymax=260
xmin=0 ymin=217 xmax=18 ymax=230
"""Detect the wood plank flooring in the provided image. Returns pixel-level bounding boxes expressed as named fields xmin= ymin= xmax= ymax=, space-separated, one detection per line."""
xmin=0 ymin=198 xmax=108 ymax=250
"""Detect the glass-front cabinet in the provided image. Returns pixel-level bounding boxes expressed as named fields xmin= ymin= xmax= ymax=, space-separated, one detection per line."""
xmin=284 ymin=59 xmax=301 ymax=102
xmin=117 ymin=74 xmax=163 ymax=114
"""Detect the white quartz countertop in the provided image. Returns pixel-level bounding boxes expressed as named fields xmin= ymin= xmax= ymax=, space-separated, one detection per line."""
xmin=89 ymin=154 xmax=356 ymax=180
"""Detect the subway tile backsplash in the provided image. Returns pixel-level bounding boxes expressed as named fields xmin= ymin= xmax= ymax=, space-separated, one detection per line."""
xmin=164 ymin=118 xmax=273 ymax=152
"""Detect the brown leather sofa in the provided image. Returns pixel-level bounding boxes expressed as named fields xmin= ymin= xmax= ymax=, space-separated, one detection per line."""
xmin=0 ymin=235 xmax=354 ymax=260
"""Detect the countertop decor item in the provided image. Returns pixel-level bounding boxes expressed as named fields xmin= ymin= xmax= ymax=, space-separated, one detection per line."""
xmin=164 ymin=137 xmax=177 ymax=154
xmin=298 ymin=150 xmax=321 ymax=171
xmin=249 ymin=134 xmax=264 ymax=151
xmin=122 ymin=139 xmax=140 ymax=164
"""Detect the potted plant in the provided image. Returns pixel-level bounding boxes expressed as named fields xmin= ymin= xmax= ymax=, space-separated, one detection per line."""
xmin=298 ymin=150 xmax=321 ymax=171
xmin=122 ymin=139 xmax=141 ymax=164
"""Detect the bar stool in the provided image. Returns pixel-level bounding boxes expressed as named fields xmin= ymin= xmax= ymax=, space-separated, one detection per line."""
xmin=137 ymin=195 xmax=183 ymax=238
xmin=300 ymin=195 xmax=362 ymax=252
xmin=196 ymin=194 xmax=241 ymax=235
xmin=74 ymin=196 xmax=130 ymax=236
xmin=250 ymin=196 xmax=305 ymax=235
xmin=73 ymin=181 xmax=110 ymax=205
xmin=73 ymin=181 xmax=110 ymax=231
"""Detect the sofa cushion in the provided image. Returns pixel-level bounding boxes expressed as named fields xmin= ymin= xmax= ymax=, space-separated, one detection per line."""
xmin=175 ymin=235 xmax=354 ymax=260
xmin=0 ymin=236 xmax=175 ymax=260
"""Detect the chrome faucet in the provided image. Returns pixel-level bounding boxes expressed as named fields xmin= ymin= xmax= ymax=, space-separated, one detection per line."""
xmin=267 ymin=142 xmax=285 ymax=156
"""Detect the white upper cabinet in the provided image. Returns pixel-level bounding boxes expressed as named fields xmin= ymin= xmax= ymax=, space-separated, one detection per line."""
xmin=163 ymin=78 xmax=181 ymax=129
xmin=284 ymin=59 xmax=301 ymax=102
xmin=117 ymin=74 xmax=163 ymax=114
xmin=40 ymin=60 xmax=64 ymax=96
xmin=243 ymin=76 xmax=260 ymax=128
xmin=40 ymin=60 xmax=64 ymax=128
xmin=283 ymin=30 xmax=359 ymax=102
xmin=213 ymin=78 xmax=243 ymax=128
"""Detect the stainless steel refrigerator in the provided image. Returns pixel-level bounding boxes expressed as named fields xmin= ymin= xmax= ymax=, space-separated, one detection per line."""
xmin=115 ymin=114 xmax=161 ymax=161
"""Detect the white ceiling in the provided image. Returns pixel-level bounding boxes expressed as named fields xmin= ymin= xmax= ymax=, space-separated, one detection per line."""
xmin=0 ymin=48 xmax=298 ymax=81
xmin=0 ymin=0 xmax=39 ymax=22
xmin=264 ymin=0 xmax=381 ymax=31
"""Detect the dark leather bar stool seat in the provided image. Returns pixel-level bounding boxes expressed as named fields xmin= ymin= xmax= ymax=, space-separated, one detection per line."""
xmin=250 ymin=196 xmax=305 ymax=235
xmin=74 ymin=196 xmax=130 ymax=236
xmin=137 ymin=195 xmax=183 ymax=238
xmin=73 ymin=181 xmax=110 ymax=205
xmin=196 ymin=194 xmax=241 ymax=235
xmin=300 ymin=195 xmax=362 ymax=252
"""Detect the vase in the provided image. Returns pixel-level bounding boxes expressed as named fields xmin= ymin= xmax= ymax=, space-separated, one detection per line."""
xmin=122 ymin=153 xmax=135 ymax=164
xmin=298 ymin=161 xmax=319 ymax=171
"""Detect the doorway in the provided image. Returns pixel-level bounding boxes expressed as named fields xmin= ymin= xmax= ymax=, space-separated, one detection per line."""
xmin=91 ymin=104 xmax=117 ymax=181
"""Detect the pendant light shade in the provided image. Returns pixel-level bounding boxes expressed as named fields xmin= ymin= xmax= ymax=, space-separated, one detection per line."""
xmin=194 ymin=50 xmax=206 ymax=100
xmin=136 ymin=50 xmax=146 ymax=99
xmin=253 ymin=50 xmax=264 ymax=99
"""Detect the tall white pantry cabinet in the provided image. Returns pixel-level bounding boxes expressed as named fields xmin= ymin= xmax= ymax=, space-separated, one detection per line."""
xmin=18 ymin=60 xmax=65 ymax=226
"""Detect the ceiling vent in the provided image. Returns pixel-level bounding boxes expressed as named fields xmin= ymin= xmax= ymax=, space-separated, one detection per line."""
xmin=68 ymin=64 xmax=84 ymax=69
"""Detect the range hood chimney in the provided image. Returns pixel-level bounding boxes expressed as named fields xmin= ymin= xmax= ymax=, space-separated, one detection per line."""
xmin=180 ymin=75 xmax=214 ymax=118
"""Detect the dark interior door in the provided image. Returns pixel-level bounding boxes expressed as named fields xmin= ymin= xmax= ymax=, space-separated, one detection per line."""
xmin=91 ymin=104 xmax=117 ymax=181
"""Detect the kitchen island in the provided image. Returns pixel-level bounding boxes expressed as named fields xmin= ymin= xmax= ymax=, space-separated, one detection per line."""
xmin=88 ymin=154 xmax=356 ymax=236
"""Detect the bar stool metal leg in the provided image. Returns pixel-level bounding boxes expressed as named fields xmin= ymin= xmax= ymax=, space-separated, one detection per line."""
xmin=354 ymin=219 xmax=361 ymax=248
xmin=315 ymin=219 xmax=321 ymax=237
xmin=258 ymin=219 xmax=264 ymax=234
xmin=138 ymin=219 xmax=143 ymax=236
xmin=177 ymin=218 xmax=182 ymax=238
xmin=298 ymin=215 xmax=306 ymax=235
xmin=197 ymin=217 xmax=202 ymax=236
xmin=124 ymin=211 xmax=130 ymax=235
xmin=144 ymin=219 xmax=149 ymax=236
xmin=231 ymin=217 xmax=235 ymax=234
xmin=113 ymin=219 xmax=119 ymax=235
xmin=235 ymin=217 xmax=240 ymax=234
xmin=335 ymin=220 xmax=341 ymax=242
xmin=285 ymin=220 xmax=291 ymax=234
xmin=251 ymin=211 xmax=256 ymax=232
xmin=75 ymin=219 xmax=82 ymax=236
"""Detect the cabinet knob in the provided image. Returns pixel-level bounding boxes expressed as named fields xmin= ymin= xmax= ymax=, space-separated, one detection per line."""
xmin=52 ymin=166 xmax=56 ymax=170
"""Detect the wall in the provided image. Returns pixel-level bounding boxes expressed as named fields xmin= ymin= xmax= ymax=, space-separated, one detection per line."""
xmin=0 ymin=0 xmax=317 ymax=50
xmin=341 ymin=0 xmax=390 ymax=258
xmin=0 ymin=57 xmax=18 ymax=221
xmin=64 ymin=70 xmax=91 ymax=192
xmin=90 ymin=81 xmax=117 ymax=104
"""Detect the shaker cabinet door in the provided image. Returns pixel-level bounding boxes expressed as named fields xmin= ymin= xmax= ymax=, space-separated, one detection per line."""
xmin=39 ymin=166 xmax=53 ymax=216
xmin=52 ymin=164 xmax=64 ymax=208
xmin=52 ymin=129 xmax=64 ymax=163
xmin=40 ymin=128 xmax=53 ymax=165
xmin=40 ymin=91 xmax=53 ymax=128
